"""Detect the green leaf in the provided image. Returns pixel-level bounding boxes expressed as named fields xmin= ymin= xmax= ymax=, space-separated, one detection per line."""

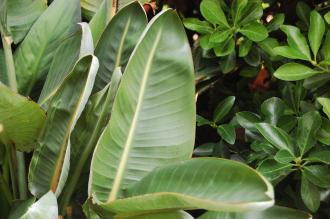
xmin=317 ymin=97 xmax=330 ymax=119
xmin=256 ymin=123 xmax=294 ymax=154
xmin=296 ymin=111 xmax=321 ymax=155
xmin=307 ymin=150 xmax=330 ymax=164
xmin=261 ymin=97 xmax=285 ymax=125
xmin=296 ymin=1 xmax=311 ymax=26
xmin=239 ymin=38 xmax=252 ymax=57
xmin=231 ymin=0 xmax=247 ymax=26
xmin=303 ymin=165 xmax=330 ymax=188
xmin=316 ymin=117 xmax=330 ymax=146
xmin=266 ymin=13 xmax=285 ymax=32
xmin=301 ymin=174 xmax=320 ymax=212
xmin=214 ymin=38 xmax=235 ymax=57
xmin=28 ymin=55 xmax=99 ymax=197
xmin=88 ymin=10 xmax=196 ymax=203
xmin=257 ymin=159 xmax=293 ymax=183
xmin=98 ymin=158 xmax=274 ymax=217
xmin=280 ymin=25 xmax=311 ymax=61
xmin=38 ymin=23 xmax=94 ymax=109
xmin=238 ymin=0 xmax=263 ymax=26
xmin=200 ymin=0 xmax=229 ymax=27
xmin=14 ymin=0 xmax=81 ymax=95
xmin=273 ymin=46 xmax=310 ymax=60
xmin=308 ymin=11 xmax=325 ymax=58
xmin=183 ymin=18 xmax=213 ymax=34
xmin=0 ymin=83 xmax=45 ymax=152
xmin=133 ymin=211 xmax=193 ymax=219
xmin=236 ymin=111 xmax=262 ymax=132
xmin=213 ymin=96 xmax=235 ymax=123
xmin=217 ymin=124 xmax=236 ymax=145
xmin=322 ymin=30 xmax=330 ymax=61
xmin=197 ymin=206 xmax=311 ymax=219
xmin=274 ymin=63 xmax=320 ymax=81
xmin=7 ymin=0 xmax=47 ymax=44
xmin=274 ymin=150 xmax=295 ymax=164
xmin=93 ymin=2 xmax=147 ymax=92
xmin=209 ymin=29 xmax=232 ymax=43
xmin=325 ymin=12 xmax=330 ymax=25
xmin=17 ymin=191 xmax=58 ymax=219
xmin=239 ymin=22 xmax=268 ymax=42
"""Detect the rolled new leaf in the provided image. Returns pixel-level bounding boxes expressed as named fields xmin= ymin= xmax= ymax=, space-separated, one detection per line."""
xmin=0 ymin=83 xmax=45 ymax=152
xmin=98 ymin=158 xmax=274 ymax=218
xmin=89 ymin=9 xmax=195 ymax=203
xmin=93 ymin=1 xmax=147 ymax=92
xmin=14 ymin=0 xmax=81 ymax=95
xmin=28 ymin=55 xmax=99 ymax=198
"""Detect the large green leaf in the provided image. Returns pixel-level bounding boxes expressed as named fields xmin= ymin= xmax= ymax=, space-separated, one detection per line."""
xmin=296 ymin=111 xmax=321 ymax=155
xmin=197 ymin=206 xmax=311 ymax=219
xmin=98 ymin=158 xmax=274 ymax=217
xmin=7 ymin=0 xmax=47 ymax=44
xmin=14 ymin=0 xmax=81 ymax=95
xmin=38 ymin=23 xmax=94 ymax=109
xmin=274 ymin=63 xmax=320 ymax=81
xmin=200 ymin=0 xmax=229 ymax=27
xmin=28 ymin=55 xmax=99 ymax=197
xmin=89 ymin=10 xmax=195 ymax=203
xmin=93 ymin=1 xmax=147 ymax=92
xmin=308 ymin=11 xmax=325 ymax=58
xmin=0 ymin=83 xmax=45 ymax=152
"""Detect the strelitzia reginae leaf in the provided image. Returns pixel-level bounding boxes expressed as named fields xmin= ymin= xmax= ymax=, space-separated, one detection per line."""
xmin=14 ymin=0 xmax=81 ymax=95
xmin=28 ymin=55 xmax=99 ymax=198
xmin=96 ymin=158 xmax=274 ymax=218
xmin=38 ymin=22 xmax=94 ymax=109
xmin=88 ymin=9 xmax=195 ymax=203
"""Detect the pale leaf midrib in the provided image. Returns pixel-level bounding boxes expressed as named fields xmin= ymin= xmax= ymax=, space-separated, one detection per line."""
xmin=107 ymin=29 xmax=163 ymax=202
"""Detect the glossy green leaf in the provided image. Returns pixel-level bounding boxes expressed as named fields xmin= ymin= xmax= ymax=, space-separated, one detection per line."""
xmin=238 ymin=0 xmax=263 ymax=26
xmin=316 ymin=117 xmax=330 ymax=146
xmin=303 ymin=165 xmax=330 ymax=188
xmin=257 ymin=159 xmax=293 ymax=183
xmin=307 ymin=150 xmax=330 ymax=164
xmin=200 ymin=0 xmax=229 ymax=27
xmin=39 ymin=23 xmax=94 ymax=109
xmin=93 ymin=2 xmax=147 ymax=92
xmin=217 ymin=124 xmax=236 ymax=145
xmin=297 ymin=111 xmax=321 ymax=155
xmin=213 ymin=96 xmax=235 ymax=123
xmin=280 ymin=25 xmax=311 ymax=61
xmin=239 ymin=38 xmax=252 ymax=57
xmin=214 ymin=38 xmax=235 ymax=57
xmin=274 ymin=63 xmax=320 ymax=81
xmin=273 ymin=46 xmax=310 ymax=60
xmin=317 ymin=97 xmax=330 ymax=119
xmin=29 ymin=55 xmax=99 ymax=197
xmin=7 ymin=0 xmax=47 ymax=44
xmin=0 ymin=83 xmax=45 ymax=152
xmin=209 ymin=29 xmax=232 ymax=43
xmin=266 ymin=13 xmax=285 ymax=32
xmin=296 ymin=2 xmax=311 ymax=26
xmin=98 ymin=158 xmax=274 ymax=217
xmin=89 ymin=10 xmax=195 ymax=203
xmin=133 ymin=211 xmax=193 ymax=219
xmin=261 ymin=97 xmax=285 ymax=125
xmin=18 ymin=191 xmax=57 ymax=219
xmin=274 ymin=150 xmax=295 ymax=164
xmin=256 ymin=123 xmax=294 ymax=154
xmin=183 ymin=18 xmax=213 ymax=34
xmin=308 ymin=11 xmax=325 ymax=58
xmin=239 ymin=22 xmax=268 ymax=42
xmin=301 ymin=174 xmax=320 ymax=212
xmin=236 ymin=111 xmax=262 ymax=132
xmin=198 ymin=206 xmax=311 ymax=219
xmin=231 ymin=0 xmax=247 ymax=25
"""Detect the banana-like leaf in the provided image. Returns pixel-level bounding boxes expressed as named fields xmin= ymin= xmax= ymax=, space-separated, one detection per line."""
xmin=14 ymin=0 xmax=81 ymax=95
xmin=89 ymin=9 xmax=195 ymax=203
xmin=131 ymin=211 xmax=193 ymax=219
xmin=7 ymin=0 xmax=47 ymax=44
xmin=0 ymin=83 xmax=45 ymax=152
xmin=59 ymin=67 xmax=122 ymax=211
xmin=197 ymin=206 xmax=311 ymax=219
xmin=28 ymin=55 xmax=99 ymax=198
xmin=97 ymin=158 xmax=274 ymax=218
xmin=38 ymin=23 xmax=94 ymax=109
xmin=93 ymin=1 xmax=147 ymax=92
xmin=17 ymin=191 xmax=58 ymax=219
